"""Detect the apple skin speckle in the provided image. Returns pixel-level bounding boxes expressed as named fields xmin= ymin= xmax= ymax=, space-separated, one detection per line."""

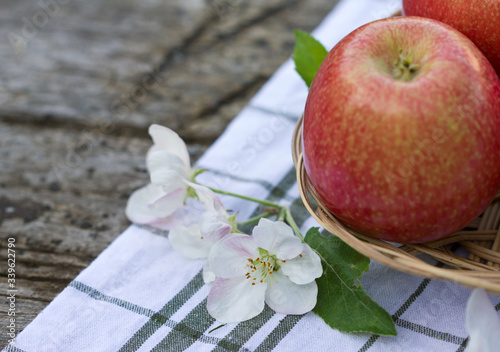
xmin=403 ymin=0 xmax=500 ymax=75
xmin=302 ymin=17 xmax=500 ymax=243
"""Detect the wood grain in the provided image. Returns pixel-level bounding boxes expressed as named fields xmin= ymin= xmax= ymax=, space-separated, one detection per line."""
xmin=0 ymin=0 xmax=339 ymax=348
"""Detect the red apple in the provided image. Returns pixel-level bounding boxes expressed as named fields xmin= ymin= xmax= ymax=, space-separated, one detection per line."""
xmin=302 ymin=17 xmax=500 ymax=243
xmin=403 ymin=0 xmax=500 ymax=75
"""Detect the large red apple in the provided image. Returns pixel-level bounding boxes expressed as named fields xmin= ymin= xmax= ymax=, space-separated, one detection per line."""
xmin=302 ymin=17 xmax=500 ymax=243
xmin=403 ymin=0 xmax=500 ymax=74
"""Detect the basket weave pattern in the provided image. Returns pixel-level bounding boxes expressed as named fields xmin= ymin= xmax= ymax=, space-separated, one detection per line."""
xmin=292 ymin=115 xmax=500 ymax=294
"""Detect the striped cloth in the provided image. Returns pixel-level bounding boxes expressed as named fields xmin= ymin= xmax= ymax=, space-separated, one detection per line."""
xmin=4 ymin=0 xmax=500 ymax=351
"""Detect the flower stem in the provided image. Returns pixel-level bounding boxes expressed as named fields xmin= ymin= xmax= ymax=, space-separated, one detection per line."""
xmin=205 ymin=185 xmax=305 ymax=241
xmin=190 ymin=168 xmax=207 ymax=182
xmin=285 ymin=208 xmax=304 ymax=241
xmin=208 ymin=187 xmax=282 ymax=209
xmin=237 ymin=212 xmax=274 ymax=227
xmin=278 ymin=207 xmax=286 ymax=222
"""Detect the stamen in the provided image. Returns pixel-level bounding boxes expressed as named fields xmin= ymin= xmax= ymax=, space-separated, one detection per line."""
xmin=245 ymin=251 xmax=280 ymax=286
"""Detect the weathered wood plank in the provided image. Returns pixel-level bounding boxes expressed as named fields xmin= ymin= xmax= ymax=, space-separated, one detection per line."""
xmin=0 ymin=0 xmax=340 ymax=348
xmin=0 ymin=0 xmax=210 ymax=121
xmin=1 ymin=0 xmax=337 ymax=138
xmin=1 ymin=279 xmax=66 ymax=304
xmin=1 ymin=297 xmax=50 ymax=340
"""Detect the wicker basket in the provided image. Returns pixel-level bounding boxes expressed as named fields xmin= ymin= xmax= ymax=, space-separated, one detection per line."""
xmin=292 ymin=115 xmax=500 ymax=294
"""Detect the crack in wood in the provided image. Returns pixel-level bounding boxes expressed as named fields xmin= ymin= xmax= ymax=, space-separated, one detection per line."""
xmin=196 ymin=75 xmax=267 ymax=119
xmin=211 ymin=0 xmax=302 ymax=41
xmin=0 ymin=0 xmax=303 ymax=136
xmin=0 ymin=0 xmax=339 ymax=348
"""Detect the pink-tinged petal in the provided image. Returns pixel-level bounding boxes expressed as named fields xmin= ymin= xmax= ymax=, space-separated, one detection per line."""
xmin=126 ymin=184 xmax=172 ymax=224
xmin=200 ymin=211 xmax=232 ymax=242
xmin=148 ymin=124 xmax=190 ymax=169
xmin=149 ymin=198 xmax=204 ymax=230
xmin=265 ymin=271 xmax=318 ymax=315
xmin=147 ymin=214 xmax=184 ymax=231
xmin=208 ymin=234 xmax=259 ymax=278
xmin=465 ymin=288 xmax=500 ymax=352
xmin=280 ymin=244 xmax=323 ymax=285
xmin=149 ymin=198 xmax=205 ymax=230
xmin=207 ymin=277 xmax=266 ymax=323
xmin=151 ymin=187 xmax=186 ymax=215
xmin=185 ymin=181 xmax=225 ymax=214
xmin=253 ymin=219 xmax=302 ymax=260
xmin=153 ymin=172 xmax=186 ymax=195
xmin=169 ymin=224 xmax=214 ymax=259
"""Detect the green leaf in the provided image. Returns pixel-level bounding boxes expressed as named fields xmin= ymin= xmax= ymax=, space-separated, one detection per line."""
xmin=305 ymin=228 xmax=397 ymax=336
xmin=293 ymin=30 xmax=328 ymax=87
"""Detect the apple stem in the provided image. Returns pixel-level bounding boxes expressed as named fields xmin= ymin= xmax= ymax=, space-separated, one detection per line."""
xmin=392 ymin=50 xmax=420 ymax=82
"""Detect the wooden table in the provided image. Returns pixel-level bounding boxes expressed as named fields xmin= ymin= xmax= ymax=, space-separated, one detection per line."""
xmin=0 ymin=0 xmax=339 ymax=348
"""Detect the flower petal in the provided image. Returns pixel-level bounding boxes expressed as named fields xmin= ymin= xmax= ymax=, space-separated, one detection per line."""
xmin=253 ymin=219 xmax=303 ymax=260
xmin=466 ymin=288 xmax=497 ymax=332
xmin=200 ymin=211 xmax=232 ymax=242
xmin=265 ymin=270 xmax=318 ymax=315
xmin=207 ymin=277 xmax=266 ymax=323
xmin=464 ymin=331 xmax=483 ymax=352
xmin=145 ymin=197 xmax=204 ymax=230
xmin=169 ymin=224 xmax=214 ymax=259
xmin=208 ymin=234 xmax=259 ymax=278
xmin=152 ymin=186 xmax=186 ymax=210
xmin=148 ymin=150 xmax=188 ymax=173
xmin=125 ymin=183 xmax=177 ymax=224
xmin=148 ymin=124 xmax=190 ymax=169
xmin=203 ymin=263 xmax=216 ymax=285
xmin=280 ymin=244 xmax=323 ymax=285
xmin=465 ymin=288 xmax=500 ymax=352
xmin=148 ymin=151 xmax=189 ymax=193
xmin=185 ymin=181 xmax=225 ymax=214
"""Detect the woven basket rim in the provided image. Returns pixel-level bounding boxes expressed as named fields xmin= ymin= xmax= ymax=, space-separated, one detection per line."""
xmin=292 ymin=114 xmax=500 ymax=294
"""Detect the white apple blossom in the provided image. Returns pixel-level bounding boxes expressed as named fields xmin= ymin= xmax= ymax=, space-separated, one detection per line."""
xmin=126 ymin=124 xmax=213 ymax=229
xmin=206 ymin=218 xmax=322 ymax=323
xmin=198 ymin=187 xmax=234 ymax=240
xmin=169 ymin=185 xmax=235 ymax=260
xmin=126 ymin=183 xmax=198 ymax=230
xmin=147 ymin=124 xmax=190 ymax=198
xmin=197 ymin=203 xmax=236 ymax=284
xmin=167 ymin=184 xmax=235 ymax=284
xmin=465 ymin=288 xmax=500 ymax=352
xmin=169 ymin=224 xmax=210 ymax=258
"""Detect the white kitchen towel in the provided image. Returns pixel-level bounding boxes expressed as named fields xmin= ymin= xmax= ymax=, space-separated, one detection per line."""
xmin=4 ymin=0 xmax=499 ymax=351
